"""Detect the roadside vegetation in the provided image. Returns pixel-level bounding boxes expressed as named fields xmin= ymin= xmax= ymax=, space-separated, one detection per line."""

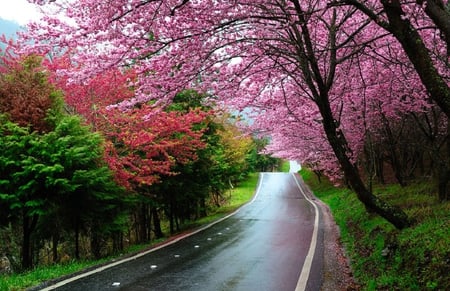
xmin=301 ymin=168 xmax=450 ymax=290
xmin=0 ymin=172 xmax=261 ymax=291
xmin=0 ymin=55 xmax=280 ymax=289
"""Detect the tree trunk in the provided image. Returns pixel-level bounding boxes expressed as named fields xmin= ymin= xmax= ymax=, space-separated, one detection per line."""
xmin=21 ymin=214 xmax=31 ymax=270
xmin=316 ymin=95 xmax=411 ymax=229
xmin=169 ymin=203 xmax=174 ymax=235
xmin=381 ymin=114 xmax=407 ymax=186
xmin=438 ymin=122 xmax=450 ymax=201
xmin=151 ymin=207 xmax=163 ymax=239
xmin=137 ymin=204 xmax=148 ymax=243
xmin=199 ymin=198 xmax=207 ymax=218
xmin=74 ymin=218 xmax=80 ymax=260
xmin=373 ymin=147 xmax=385 ymax=185
xmin=21 ymin=213 xmax=38 ymax=270
xmin=52 ymin=232 xmax=59 ymax=263
xmin=112 ymin=231 xmax=123 ymax=253
xmin=313 ymin=170 xmax=322 ymax=183
xmin=438 ymin=170 xmax=450 ymax=201
xmin=90 ymin=232 xmax=102 ymax=259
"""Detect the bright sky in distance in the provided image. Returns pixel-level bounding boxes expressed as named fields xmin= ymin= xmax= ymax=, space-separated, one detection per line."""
xmin=0 ymin=0 xmax=42 ymax=25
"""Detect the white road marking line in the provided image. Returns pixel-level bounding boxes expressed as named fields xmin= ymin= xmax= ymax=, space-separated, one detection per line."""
xmin=39 ymin=173 xmax=266 ymax=290
xmin=292 ymin=173 xmax=320 ymax=291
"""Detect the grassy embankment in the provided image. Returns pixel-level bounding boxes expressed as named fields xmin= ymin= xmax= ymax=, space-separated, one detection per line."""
xmin=0 ymin=173 xmax=260 ymax=291
xmin=300 ymin=169 xmax=450 ymax=290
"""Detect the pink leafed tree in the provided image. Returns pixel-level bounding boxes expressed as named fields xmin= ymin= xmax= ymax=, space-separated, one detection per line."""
xmin=20 ymin=0 xmax=449 ymax=228
xmin=331 ymin=0 xmax=450 ymax=117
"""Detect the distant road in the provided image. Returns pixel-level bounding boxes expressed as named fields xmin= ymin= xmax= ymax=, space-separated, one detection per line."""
xmin=40 ymin=173 xmax=323 ymax=291
xmin=289 ymin=160 xmax=302 ymax=172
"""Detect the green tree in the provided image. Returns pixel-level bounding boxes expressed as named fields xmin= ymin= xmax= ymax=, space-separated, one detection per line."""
xmin=156 ymin=91 xmax=257 ymax=234
xmin=0 ymin=56 xmax=127 ymax=269
xmin=247 ymin=137 xmax=281 ymax=172
xmin=36 ymin=116 xmax=127 ymax=260
xmin=0 ymin=114 xmax=126 ymax=268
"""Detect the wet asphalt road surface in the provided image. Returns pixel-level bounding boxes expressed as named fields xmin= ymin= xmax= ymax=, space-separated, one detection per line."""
xmin=45 ymin=173 xmax=323 ymax=291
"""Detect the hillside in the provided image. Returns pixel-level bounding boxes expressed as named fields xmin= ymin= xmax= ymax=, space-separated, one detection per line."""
xmin=301 ymin=169 xmax=450 ymax=290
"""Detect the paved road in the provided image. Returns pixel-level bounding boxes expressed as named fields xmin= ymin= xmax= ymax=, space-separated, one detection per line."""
xmin=40 ymin=173 xmax=323 ymax=291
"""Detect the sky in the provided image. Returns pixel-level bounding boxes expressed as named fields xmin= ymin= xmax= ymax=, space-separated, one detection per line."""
xmin=0 ymin=0 xmax=42 ymax=25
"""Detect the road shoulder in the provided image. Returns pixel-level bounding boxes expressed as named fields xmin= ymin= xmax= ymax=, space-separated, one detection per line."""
xmin=296 ymin=175 xmax=359 ymax=290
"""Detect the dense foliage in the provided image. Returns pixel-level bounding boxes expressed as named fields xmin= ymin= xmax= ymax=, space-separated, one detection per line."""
xmin=0 ymin=56 xmax=127 ymax=270
xmin=16 ymin=0 xmax=449 ymax=229
xmin=0 ymin=54 xmax=269 ymax=272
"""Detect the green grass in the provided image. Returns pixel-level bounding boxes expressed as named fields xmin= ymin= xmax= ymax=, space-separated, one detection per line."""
xmin=300 ymin=169 xmax=450 ymax=290
xmin=187 ymin=172 xmax=260 ymax=226
xmin=0 ymin=173 xmax=259 ymax=291
xmin=0 ymin=260 xmax=102 ymax=291
xmin=279 ymin=160 xmax=290 ymax=172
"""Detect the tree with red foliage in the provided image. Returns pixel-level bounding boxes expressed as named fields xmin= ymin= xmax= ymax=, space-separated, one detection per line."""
xmin=42 ymin=56 xmax=210 ymax=241
xmin=0 ymin=54 xmax=61 ymax=133
xmin=102 ymin=105 xmax=207 ymax=190
xmin=49 ymin=62 xmax=207 ymax=190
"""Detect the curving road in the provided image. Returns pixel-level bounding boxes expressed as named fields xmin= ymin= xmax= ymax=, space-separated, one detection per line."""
xmin=40 ymin=172 xmax=324 ymax=291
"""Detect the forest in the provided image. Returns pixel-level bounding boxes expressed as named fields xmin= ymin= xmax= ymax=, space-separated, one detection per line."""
xmin=0 ymin=0 xmax=449 ymax=288
xmin=0 ymin=54 xmax=278 ymax=272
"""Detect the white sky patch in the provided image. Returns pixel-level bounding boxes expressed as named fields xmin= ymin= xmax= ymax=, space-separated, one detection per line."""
xmin=0 ymin=0 xmax=42 ymax=25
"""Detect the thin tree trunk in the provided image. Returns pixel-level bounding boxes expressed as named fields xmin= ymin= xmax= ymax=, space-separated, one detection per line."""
xmin=22 ymin=214 xmax=31 ymax=270
xmin=21 ymin=213 xmax=38 ymax=270
xmin=151 ymin=207 xmax=163 ymax=238
xmin=438 ymin=122 xmax=450 ymax=201
xmin=74 ymin=218 xmax=80 ymax=260
xmin=169 ymin=203 xmax=174 ymax=235
xmin=375 ymin=150 xmax=385 ymax=185
xmin=137 ymin=204 xmax=148 ymax=243
xmin=52 ymin=232 xmax=59 ymax=263
xmin=199 ymin=198 xmax=207 ymax=218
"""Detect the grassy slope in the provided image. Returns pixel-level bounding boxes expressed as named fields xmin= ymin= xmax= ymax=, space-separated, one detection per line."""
xmin=0 ymin=173 xmax=260 ymax=291
xmin=301 ymin=169 xmax=450 ymax=290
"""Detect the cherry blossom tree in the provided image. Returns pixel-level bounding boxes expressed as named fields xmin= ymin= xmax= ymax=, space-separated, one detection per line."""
xmin=333 ymin=0 xmax=450 ymax=117
xmin=20 ymin=0 xmax=448 ymax=228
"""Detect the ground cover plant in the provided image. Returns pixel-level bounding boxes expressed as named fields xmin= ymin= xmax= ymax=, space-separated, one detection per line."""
xmin=301 ymin=169 xmax=450 ymax=290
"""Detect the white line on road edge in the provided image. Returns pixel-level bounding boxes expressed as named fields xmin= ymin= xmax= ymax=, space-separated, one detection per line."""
xmin=292 ymin=173 xmax=320 ymax=291
xmin=39 ymin=173 xmax=265 ymax=291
